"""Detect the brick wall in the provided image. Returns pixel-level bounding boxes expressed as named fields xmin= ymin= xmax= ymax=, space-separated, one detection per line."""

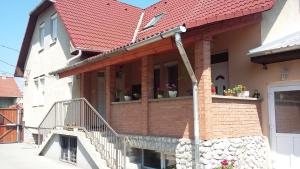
xmin=110 ymin=97 xmax=262 ymax=139
xmin=111 ymin=102 xmax=144 ymax=135
xmin=210 ymin=98 xmax=262 ymax=138
xmin=149 ymin=98 xmax=193 ymax=138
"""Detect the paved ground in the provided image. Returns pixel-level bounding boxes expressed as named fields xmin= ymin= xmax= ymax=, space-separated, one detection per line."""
xmin=0 ymin=143 xmax=84 ymax=169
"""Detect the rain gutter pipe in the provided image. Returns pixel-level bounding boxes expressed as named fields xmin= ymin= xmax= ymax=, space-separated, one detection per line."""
xmin=175 ymin=32 xmax=201 ymax=169
xmin=67 ymin=49 xmax=82 ymax=64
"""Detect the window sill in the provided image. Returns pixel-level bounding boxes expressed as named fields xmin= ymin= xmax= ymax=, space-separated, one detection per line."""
xmin=32 ymin=105 xmax=44 ymax=108
xmin=149 ymin=96 xmax=192 ymax=102
xmin=50 ymin=40 xmax=57 ymax=47
xmin=111 ymin=100 xmax=141 ymax=105
xmin=38 ymin=48 xmax=44 ymax=54
xmin=212 ymin=95 xmax=261 ymax=101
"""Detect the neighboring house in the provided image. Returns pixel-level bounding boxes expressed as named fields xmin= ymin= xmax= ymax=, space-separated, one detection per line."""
xmin=0 ymin=76 xmax=22 ymax=143
xmin=14 ymin=0 xmax=300 ymax=169
xmin=0 ymin=76 xmax=21 ymax=108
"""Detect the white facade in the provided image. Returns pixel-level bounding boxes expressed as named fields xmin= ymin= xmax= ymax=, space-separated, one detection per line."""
xmin=261 ymin=0 xmax=300 ymax=44
xmin=23 ymin=6 xmax=80 ymax=129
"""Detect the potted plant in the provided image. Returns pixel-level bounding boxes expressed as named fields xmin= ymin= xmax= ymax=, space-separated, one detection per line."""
xmin=157 ymin=87 xmax=164 ymax=99
xmin=133 ymin=93 xmax=141 ymax=100
xmin=211 ymin=82 xmax=217 ymax=95
xmin=234 ymin=85 xmax=243 ymax=97
xmin=166 ymin=83 xmax=177 ymax=98
xmin=216 ymin=160 xmax=235 ymax=169
xmin=224 ymin=89 xmax=235 ymax=96
xmin=124 ymin=88 xmax=132 ymax=101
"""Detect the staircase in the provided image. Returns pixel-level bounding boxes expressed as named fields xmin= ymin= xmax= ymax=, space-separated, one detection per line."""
xmin=37 ymin=98 xmax=130 ymax=169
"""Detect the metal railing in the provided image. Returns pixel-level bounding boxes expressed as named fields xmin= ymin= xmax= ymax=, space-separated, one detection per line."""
xmin=38 ymin=98 xmax=126 ymax=169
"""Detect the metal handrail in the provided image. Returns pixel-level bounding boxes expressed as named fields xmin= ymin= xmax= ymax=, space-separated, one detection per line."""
xmin=37 ymin=98 xmax=126 ymax=169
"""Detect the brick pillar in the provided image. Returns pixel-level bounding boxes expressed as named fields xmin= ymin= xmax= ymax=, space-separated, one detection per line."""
xmin=141 ymin=56 xmax=153 ymax=135
xmin=105 ymin=65 xmax=116 ymax=124
xmin=194 ymin=39 xmax=212 ymax=140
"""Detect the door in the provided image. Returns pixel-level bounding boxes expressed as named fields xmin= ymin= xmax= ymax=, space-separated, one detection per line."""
xmin=269 ymin=84 xmax=300 ymax=169
xmin=97 ymin=72 xmax=106 ymax=119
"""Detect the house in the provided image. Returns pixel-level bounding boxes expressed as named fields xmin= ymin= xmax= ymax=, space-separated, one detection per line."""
xmin=0 ymin=76 xmax=21 ymax=108
xmin=14 ymin=0 xmax=300 ymax=168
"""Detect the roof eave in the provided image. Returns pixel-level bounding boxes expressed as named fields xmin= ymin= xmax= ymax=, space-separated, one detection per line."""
xmin=249 ymin=44 xmax=300 ymax=58
xmin=50 ymin=26 xmax=187 ymax=76
xmin=14 ymin=0 xmax=53 ymax=77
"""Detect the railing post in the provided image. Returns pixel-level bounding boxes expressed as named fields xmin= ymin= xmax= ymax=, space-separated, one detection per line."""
xmin=123 ymin=138 xmax=126 ymax=169
xmin=37 ymin=128 xmax=41 ymax=146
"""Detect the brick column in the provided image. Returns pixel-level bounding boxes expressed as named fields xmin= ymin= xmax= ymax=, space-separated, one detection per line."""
xmin=105 ymin=65 xmax=116 ymax=124
xmin=141 ymin=56 xmax=153 ymax=135
xmin=194 ymin=39 xmax=212 ymax=140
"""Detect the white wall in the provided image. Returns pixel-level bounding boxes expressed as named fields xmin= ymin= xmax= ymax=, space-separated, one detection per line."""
xmin=262 ymin=0 xmax=300 ymax=44
xmin=23 ymin=5 xmax=80 ymax=128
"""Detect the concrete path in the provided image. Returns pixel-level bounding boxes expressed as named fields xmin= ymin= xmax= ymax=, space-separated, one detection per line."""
xmin=0 ymin=143 xmax=84 ymax=169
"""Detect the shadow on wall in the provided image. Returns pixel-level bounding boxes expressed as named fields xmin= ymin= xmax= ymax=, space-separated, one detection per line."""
xmin=261 ymin=0 xmax=287 ymax=43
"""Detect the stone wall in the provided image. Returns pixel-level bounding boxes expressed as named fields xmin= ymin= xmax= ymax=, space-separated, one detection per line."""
xmin=177 ymin=136 xmax=269 ymax=169
xmin=125 ymin=135 xmax=269 ymax=169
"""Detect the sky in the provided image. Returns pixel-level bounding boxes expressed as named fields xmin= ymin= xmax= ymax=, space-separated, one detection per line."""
xmin=0 ymin=0 xmax=160 ymax=91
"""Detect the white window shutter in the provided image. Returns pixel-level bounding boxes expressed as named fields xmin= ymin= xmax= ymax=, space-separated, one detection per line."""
xmin=39 ymin=23 xmax=45 ymax=49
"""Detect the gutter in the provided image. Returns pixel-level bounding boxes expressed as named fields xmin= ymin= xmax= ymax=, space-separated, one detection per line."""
xmin=50 ymin=26 xmax=187 ymax=76
xmin=175 ymin=33 xmax=200 ymax=169
xmin=248 ymin=44 xmax=300 ymax=57
xmin=67 ymin=49 xmax=82 ymax=64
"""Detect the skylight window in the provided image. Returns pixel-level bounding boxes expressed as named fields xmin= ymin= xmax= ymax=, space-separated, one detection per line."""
xmin=143 ymin=13 xmax=164 ymax=30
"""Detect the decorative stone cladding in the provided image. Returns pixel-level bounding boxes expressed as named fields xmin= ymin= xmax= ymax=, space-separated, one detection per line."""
xmin=125 ymin=135 xmax=269 ymax=169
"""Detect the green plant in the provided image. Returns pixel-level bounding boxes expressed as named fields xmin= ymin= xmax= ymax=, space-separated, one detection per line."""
xmin=166 ymin=165 xmax=176 ymax=169
xmin=224 ymin=89 xmax=235 ymax=96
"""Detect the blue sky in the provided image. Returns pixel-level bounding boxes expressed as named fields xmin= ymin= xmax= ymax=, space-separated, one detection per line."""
xmin=0 ymin=0 xmax=159 ymax=90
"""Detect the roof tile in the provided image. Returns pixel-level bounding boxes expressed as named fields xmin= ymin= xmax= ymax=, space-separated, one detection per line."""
xmin=0 ymin=77 xmax=21 ymax=98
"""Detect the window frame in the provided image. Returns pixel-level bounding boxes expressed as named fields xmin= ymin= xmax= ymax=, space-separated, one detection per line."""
xmin=50 ymin=13 xmax=58 ymax=43
xmin=143 ymin=13 xmax=164 ymax=30
xmin=60 ymin=136 xmax=77 ymax=163
xmin=39 ymin=22 xmax=45 ymax=50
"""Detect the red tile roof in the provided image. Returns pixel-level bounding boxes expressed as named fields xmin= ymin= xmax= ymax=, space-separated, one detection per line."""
xmin=138 ymin=0 xmax=274 ymax=40
xmin=15 ymin=0 xmax=275 ymax=77
xmin=55 ymin=0 xmax=142 ymax=51
xmin=0 ymin=77 xmax=21 ymax=98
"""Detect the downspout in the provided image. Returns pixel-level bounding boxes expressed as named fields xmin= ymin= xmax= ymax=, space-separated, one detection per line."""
xmin=67 ymin=49 xmax=82 ymax=64
xmin=175 ymin=33 xmax=200 ymax=169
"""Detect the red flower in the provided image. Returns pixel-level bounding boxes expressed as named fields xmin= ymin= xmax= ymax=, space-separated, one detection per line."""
xmin=221 ymin=160 xmax=229 ymax=166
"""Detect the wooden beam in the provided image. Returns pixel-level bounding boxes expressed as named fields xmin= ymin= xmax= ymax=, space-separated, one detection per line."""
xmin=59 ymin=38 xmax=175 ymax=78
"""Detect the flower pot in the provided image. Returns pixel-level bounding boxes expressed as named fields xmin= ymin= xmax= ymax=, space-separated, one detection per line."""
xmin=124 ymin=96 xmax=132 ymax=101
xmin=237 ymin=93 xmax=243 ymax=97
xmin=243 ymin=91 xmax=250 ymax=97
xmin=168 ymin=91 xmax=177 ymax=98
xmin=157 ymin=94 xmax=164 ymax=99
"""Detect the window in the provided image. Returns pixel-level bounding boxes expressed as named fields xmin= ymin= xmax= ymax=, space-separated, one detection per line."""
xmin=0 ymin=114 xmax=4 ymax=125
xmin=143 ymin=150 xmax=161 ymax=169
xmin=39 ymin=23 xmax=45 ymax=49
xmin=142 ymin=149 xmax=176 ymax=169
xmin=33 ymin=76 xmax=45 ymax=106
xmin=153 ymin=67 xmax=161 ymax=98
xmin=165 ymin=63 xmax=178 ymax=89
xmin=144 ymin=13 xmax=164 ymax=30
xmin=60 ymin=136 xmax=77 ymax=163
xmin=211 ymin=52 xmax=229 ymax=95
xmin=50 ymin=13 xmax=58 ymax=42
